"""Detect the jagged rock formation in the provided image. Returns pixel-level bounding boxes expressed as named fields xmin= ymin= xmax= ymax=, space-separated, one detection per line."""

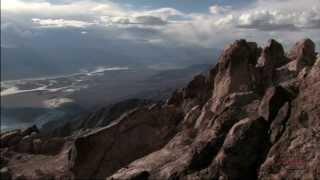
xmin=41 ymin=99 xmax=154 ymax=137
xmin=1 ymin=39 xmax=319 ymax=180
xmin=71 ymin=105 xmax=183 ymax=179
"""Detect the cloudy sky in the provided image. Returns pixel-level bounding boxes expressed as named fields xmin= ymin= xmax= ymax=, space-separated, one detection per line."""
xmin=1 ymin=0 xmax=320 ymax=52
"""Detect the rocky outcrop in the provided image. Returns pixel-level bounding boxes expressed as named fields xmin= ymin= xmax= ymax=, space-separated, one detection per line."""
xmin=41 ymin=99 xmax=154 ymax=137
xmin=258 ymin=86 xmax=292 ymax=122
xmin=256 ymin=39 xmax=289 ymax=89
xmin=257 ymin=39 xmax=288 ymax=68
xmin=288 ymin=38 xmax=317 ymax=71
xmin=168 ymin=74 xmax=211 ymax=113
xmin=1 ymin=126 xmax=39 ymax=151
xmin=109 ymin=39 xmax=319 ymax=180
xmin=0 ymin=125 xmax=70 ymax=180
xmin=1 ymin=39 xmax=319 ymax=180
xmin=213 ymin=40 xmax=261 ymax=99
xmin=259 ymin=54 xmax=320 ymax=179
xmin=70 ymin=105 xmax=183 ymax=179
xmin=210 ymin=117 xmax=269 ymax=179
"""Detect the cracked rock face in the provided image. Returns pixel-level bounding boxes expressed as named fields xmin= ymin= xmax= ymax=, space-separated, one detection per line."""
xmin=70 ymin=106 xmax=183 ymax=179
xmin=256 ymin=39 xmax=289 ymax=89
xmin=213 ymin=40 xmax=261 ymax=99
xmin=1 ymin=39 xmax=319 ymax=180
xmin=288 ymin=38 xmax=317 ymax=71
xmin=259 ymin=55 xmax=320 ymax=180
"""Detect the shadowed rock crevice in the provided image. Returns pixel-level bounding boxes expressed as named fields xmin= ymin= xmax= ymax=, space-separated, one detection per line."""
xmin=213 ymin=117 xmax=270 ymax=179
xmin=256 ymin=39 xmax=289 ymax=91
xmin=269 ymin=102 xmax=292 ymax=145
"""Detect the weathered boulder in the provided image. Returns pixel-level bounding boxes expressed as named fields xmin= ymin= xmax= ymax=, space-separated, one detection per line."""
xmin=269 ymin=102 xmax=291 ymax=144
xmin=258 ymin=86 xmax=292 ymax=122
xmin=70 ymin=105 xmax=183 ymax=179
xmin=4 ymin=145 xmax=72 ymax=180
xmin=256 ymin=39 xmax=289 ymax=89
xmin=20 ymin=125 xmax=39 ymax=137
xmin=0 ymin=130 xmax=22 ymax=148
xmin=167 ymin=89 xmax=184 ymax=106
xmin=257 ymin=39 xmax=288 ymax=68
xmin=288 ymin=38 xmax=317 ymax=71
xmin=211 ymin=117 xmax=269 ymax=179
xmin=213 ymin=40 xmax=261 ymax=99
xmin=1 ymin=125 xmax=39 ymax=150
xmin=32 ymin=138 xmax=66 ymax=155
xmin=183 ymin=74 xmax=208 ymax=99
xmin=14 ymin=136 xmax=34 ymax=153
xmin=180 ymin=74 xmax=211 ymax=113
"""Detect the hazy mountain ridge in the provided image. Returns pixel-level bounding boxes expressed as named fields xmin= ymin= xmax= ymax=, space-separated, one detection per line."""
xmin=1 ymin=64 xmax=210 ymax=132
xmin=1 ymin=30 xmax=218 ymax=80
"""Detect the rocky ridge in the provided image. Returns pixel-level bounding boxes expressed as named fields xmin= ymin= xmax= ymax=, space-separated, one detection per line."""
xmin=1 ymin=39 xmax=319 ymax=180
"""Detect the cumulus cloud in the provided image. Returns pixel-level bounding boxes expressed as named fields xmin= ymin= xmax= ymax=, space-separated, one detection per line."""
xmin=32 ymin=18 xmax=93 ymax=28
xmin=236 ymin=7 xmax=320 ymax=31
xmin=207 ymin=0 xmax=320 ymax=31
xmin=2 ymin=0 xmax=124 ymax=17
xmin=160 ymin=0 xmax=320 ymax=47
xmin=99 ymin=7 xmax=184 ymax=26
xmin=134 ymin=16 xmax=167 ymax=25
xmin=2 ymin=0 xmax=183 ymax=26
xmin=137 ymin=8 xmax=184 ymax=20
xmin=209 ymin=5 xmax=232 ymax=15
xmin=100 ymin=15 xmax=167 ymax=26
xmin=1 ymin=0 xmax=319 ymax=49
xmin=237 ymin=10 xmax=297 ymax=31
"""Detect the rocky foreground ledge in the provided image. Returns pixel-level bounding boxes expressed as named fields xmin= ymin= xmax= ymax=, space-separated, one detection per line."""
xmin=1 ymin=39 xmax=319 ymax=180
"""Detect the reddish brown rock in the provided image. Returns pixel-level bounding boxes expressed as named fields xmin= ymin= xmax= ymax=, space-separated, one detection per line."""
xmin=211 ymin=117 xmax=269 ymax=179
xmin=1 ymin=125 xmax=39 ymax=150
xmin=258 ymin=56 xmax=320 ymax=179
xmin=32 ymin=138 xmax=66 ymax=155
xmin=167 ymin=89 xmax=183 ymax=106
xmin=269 ymin=102 xmax=290 ymax=144
xmin=180 ymin=74 xmax=211 ymax=113
xmin=14 ymin=136 xmax=34 ymax=153
xmin=70 ymin=105 xmax=183 ymax=179
xmin=288 ymin=38 xmax=317 ymax=71
xmin=256 ymin=39 xmax=289 ymax=89
xmin=183 ymin=74 xmax=207 ymax=99
xmin=1 ymin=130 xmax=22 ymax=148
xmin=5 ymin=145 xmax=73 ymax=180
xmin=207 ymin=62 xmax=219 ymax=90
xmin=257 ymin=39 xmax=288 ymax=68
xmin=109 ymin=40 xmax=319 ymax=180
xmin=109 ymin=89 xmax=261 ymax=180
xmin=213 ymin=40 xmax=261 ymax=99
xmin=258 ymin=86 xmax=291 ymax=122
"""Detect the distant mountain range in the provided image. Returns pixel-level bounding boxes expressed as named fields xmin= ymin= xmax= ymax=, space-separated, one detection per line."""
xmin=1 ymin=33 xmax=219 ymax=80
xmin=1 ymin=63 xmax=211 ymax=131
